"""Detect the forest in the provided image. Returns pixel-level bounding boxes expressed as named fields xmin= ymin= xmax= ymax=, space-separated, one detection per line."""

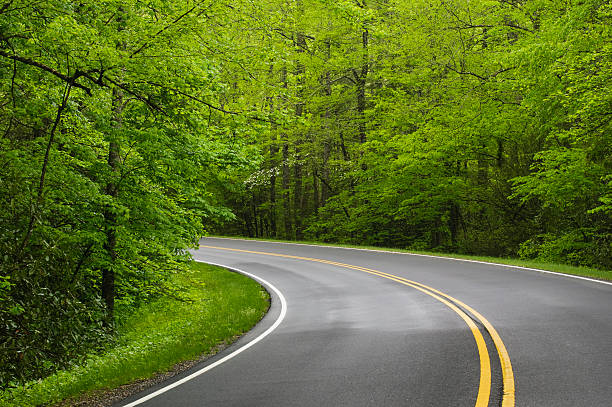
xmin=1 ymin=0 xmax=610 ymax=390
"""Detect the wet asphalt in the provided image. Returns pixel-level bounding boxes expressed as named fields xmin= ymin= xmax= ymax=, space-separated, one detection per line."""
xmin=116 ymin=237 xmax=612 ymax=407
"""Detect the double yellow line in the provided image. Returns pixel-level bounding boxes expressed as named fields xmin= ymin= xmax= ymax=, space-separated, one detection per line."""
xmin=199 ymin=245 xmax=515 ymax=407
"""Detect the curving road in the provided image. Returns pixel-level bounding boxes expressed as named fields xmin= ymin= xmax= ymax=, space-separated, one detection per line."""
xmin=117 ymin=237 xmax=612 ymax=407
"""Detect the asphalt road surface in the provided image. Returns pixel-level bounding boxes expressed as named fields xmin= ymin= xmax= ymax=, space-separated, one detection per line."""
xmin=117 ymin=237 xmax=612 ymax=407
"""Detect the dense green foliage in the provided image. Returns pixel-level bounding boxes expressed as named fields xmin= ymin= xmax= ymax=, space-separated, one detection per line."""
xmin=1 ymin=0 xmax=610 ymax=393
xmin=0 ymin=0 xmax=261 ymax=387
xmin=213 ymin=0 xmax=611 ymax=271
xmin=0 ymin=262 xmax=269 ymax=407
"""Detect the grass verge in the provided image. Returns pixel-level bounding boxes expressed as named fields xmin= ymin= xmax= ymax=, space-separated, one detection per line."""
xmin=209 ymin=235 xmax=612 ymax=282
xmin=0 ymin=262 xmax=270 ymax=407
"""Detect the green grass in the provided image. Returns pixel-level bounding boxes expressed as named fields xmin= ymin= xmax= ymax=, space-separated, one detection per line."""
xmin=209 ymin=235 xmax=612 ymax=282
xmin=0 ymin=262 xmax=270 ymax=407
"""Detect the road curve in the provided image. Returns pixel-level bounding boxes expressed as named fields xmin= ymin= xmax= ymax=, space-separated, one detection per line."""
xmin=117 ymin=237 xmax=612 ymax=407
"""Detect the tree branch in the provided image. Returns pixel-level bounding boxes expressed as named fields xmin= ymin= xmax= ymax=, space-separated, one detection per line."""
xmin=444 ymin=64 xmax=515 ymax=80
xmin=0 ymin=50 xmax=92 ymax=94
xmin=313 ymin=170 xmax=350 ymax=219
xmin=142 ymin=80 xmax=277 ymax=124
xmin=130 ymin=2 xmax=210 ymax=57
xmin=102 ymin=75 xmax=168 ymax=115
xmin=18 ymin=82 xmax=72 ymax=257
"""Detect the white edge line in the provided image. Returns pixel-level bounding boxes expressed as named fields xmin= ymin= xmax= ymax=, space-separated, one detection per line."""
xmin=207 ymin=237 xmax=612 ymax=287
xmin=121 ymin=261 xmax=287 ymax=407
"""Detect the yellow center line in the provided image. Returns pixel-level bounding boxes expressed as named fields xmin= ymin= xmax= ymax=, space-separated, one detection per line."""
xmin=200 ymin=244 xmax=516 ymax=407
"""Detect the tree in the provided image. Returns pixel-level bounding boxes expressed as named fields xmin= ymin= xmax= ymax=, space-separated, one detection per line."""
xmin=0 ymin=0 xmax=258 ymax=385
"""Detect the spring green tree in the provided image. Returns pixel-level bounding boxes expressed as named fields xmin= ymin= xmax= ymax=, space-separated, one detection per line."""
xmin=0 ymin=0 xmax=263 ymax=385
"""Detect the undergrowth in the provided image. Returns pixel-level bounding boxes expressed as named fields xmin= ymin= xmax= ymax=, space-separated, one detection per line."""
xmin=0 ymin=262 xmax=269 ymax=407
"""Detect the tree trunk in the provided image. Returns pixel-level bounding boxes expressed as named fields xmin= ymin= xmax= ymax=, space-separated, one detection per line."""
xmin=449 ymin=202 xmax=461 ymax=247
xmin=293 ymin=148 xmax=303 ymax=240
xmin=313 ymin=171 xmax=319 ymax=213
xmin=280 ymin=66 xmax=292 ymax=239
xmin=322 ymin=141 xmax=331 ymax=204
xmin=269 ymin=141 xmax=278 ymax=238
xmin=282 ymin=140 xmax=291 ymax=239
xmin=102 ymin=87 xmax=122 ymax=325
xmin=357 ymin=27 xmax=368 ymax=144
xmin=355 ymin=1 xmax=369 ymax=145
xmin=268 ymin=64 xmax=278 ymax=238
xmin=293 ymin=6 xmax=306 ymax=240
xmin=321 ymin=39 xmax=332 ymax=206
